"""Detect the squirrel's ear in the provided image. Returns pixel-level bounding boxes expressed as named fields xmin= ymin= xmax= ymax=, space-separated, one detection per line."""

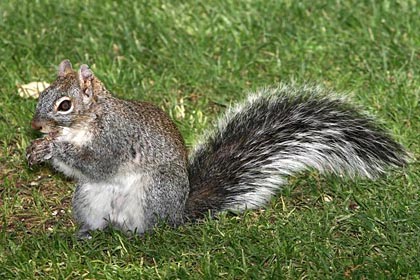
xmin=78 ymin=64 xmax=110 ymax=100
xmin=58 ymin=59 xmax=73 ymax=77
xmin=79 ymin=64 xmax=94 ymax=83
xmin=78 ymin=64 xmax=95 ymax=99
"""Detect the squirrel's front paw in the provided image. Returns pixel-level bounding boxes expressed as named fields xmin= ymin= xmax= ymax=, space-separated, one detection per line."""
xmin=26 ymin=138 xmax=53 ymax=166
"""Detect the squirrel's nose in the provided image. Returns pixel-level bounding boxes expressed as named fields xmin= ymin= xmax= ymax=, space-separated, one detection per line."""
xmin=31 ymin=120 xmax=43 ymax=131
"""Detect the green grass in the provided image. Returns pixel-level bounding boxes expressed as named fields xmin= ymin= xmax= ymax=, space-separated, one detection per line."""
xmin=1 ymin=0 xmax=419 ymax=278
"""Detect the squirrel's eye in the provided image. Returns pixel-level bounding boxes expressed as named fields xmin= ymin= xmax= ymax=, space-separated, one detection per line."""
xmin=58 ymin=100 xmax=71 ymax=111
xmin=55 ymin=97 xmax=73 ymax=114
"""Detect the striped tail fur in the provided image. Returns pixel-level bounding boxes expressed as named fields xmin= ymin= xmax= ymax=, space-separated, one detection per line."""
xmin=185 ymin=84 xmax=407 ymax=219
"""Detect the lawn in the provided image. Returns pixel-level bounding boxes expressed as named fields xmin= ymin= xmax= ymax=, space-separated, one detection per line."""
xmin=0 ymin=0 xmax=419 ymax=278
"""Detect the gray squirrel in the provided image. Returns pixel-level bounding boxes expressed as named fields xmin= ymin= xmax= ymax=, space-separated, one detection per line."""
xmin=26 ymin=59 xmax=407 ymax=238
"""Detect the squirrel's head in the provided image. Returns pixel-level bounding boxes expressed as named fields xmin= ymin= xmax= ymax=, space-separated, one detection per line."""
xmin=31 ymin=59 xmax=109 ymax=134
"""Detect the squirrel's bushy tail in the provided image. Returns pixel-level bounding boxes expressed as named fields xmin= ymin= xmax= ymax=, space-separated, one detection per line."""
xmin=185 ymin=84 xmax=407 ymax=219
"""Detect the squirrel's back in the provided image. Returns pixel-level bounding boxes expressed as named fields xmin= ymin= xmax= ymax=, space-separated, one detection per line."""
xmin=185 ymin=84 xmax=407 ymax=219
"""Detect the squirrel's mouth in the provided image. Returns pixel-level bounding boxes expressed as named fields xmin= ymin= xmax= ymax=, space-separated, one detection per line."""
xmin=38 ymin=127 xmax=61 ymax=140
xmin=39 ymin=127 xmax=57 ymax=135
xmin=31 ymin=118 xmax=60 ymax=136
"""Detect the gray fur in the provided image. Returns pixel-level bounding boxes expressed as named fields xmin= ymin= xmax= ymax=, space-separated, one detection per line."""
xmin=186 ymin=84 xmax=407 ymax=218
xmin=27 ymin=61 xmax=407 ymax=236
xmin=27 ymin=62 xmax=188 ymax=236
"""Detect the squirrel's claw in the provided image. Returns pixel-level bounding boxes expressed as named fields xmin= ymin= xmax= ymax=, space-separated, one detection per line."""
xmin=26 ymin=138 xmax=52 ymax=166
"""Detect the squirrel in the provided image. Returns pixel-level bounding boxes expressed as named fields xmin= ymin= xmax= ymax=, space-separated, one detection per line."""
xmin=26 ymin=59 xmax=407 ymax=238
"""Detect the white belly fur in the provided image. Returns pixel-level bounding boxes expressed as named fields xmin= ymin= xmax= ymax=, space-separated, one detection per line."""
xmin=73 ymin=172 xmax=150 ymax=234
